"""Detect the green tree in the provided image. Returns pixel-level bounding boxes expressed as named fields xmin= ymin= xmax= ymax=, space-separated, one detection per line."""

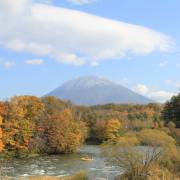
xmin=162 ymin=93 xmax=180 ymax=128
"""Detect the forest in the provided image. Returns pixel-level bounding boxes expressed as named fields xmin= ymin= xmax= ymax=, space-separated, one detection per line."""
xmin=0 ymin=94 xmax=180 ymax=179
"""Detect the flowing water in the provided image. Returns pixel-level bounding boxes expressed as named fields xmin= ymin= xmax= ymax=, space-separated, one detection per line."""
xmin=0 ymin=145 xmax=121 ymax=180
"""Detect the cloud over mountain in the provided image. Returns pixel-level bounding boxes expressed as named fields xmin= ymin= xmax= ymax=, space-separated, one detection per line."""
xmin=134 ymin=84 xmax=176 ymax=102
xmin=0 ymin=0 xmax=173 ymax=66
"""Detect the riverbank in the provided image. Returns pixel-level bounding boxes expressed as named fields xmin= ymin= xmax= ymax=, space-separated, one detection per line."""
xmin=0 ymin=171 xmax=87 ymax=180
xmin=24 ymin=171 xmax=87 ymax=180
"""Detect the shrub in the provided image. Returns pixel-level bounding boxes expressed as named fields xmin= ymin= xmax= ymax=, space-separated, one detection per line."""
xmin=137 ymin=129 xmax=175 ymax=146
xmin=103 ymin=129 xmax=179 ymax=180
xmin=159 ymin=146 xmax=180 ymax=176
xmin=117 ymin=132 xmax=139 ymax=146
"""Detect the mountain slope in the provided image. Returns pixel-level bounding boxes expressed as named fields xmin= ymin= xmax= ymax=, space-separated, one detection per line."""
xmin=46 ymin=76 xmax=153 ymax=105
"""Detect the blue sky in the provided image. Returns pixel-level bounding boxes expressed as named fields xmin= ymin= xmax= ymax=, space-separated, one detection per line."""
xmin=0 ymin=0 xmax=179 ymax=102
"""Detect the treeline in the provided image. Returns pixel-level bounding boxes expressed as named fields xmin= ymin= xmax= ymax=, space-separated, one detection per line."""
xmin=78 ymin=103 xmax=163 ymax=142
xmin=0 ymin=93 xmax=180 ymax=158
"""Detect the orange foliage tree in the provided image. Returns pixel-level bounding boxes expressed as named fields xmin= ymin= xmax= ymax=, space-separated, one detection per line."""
xmin=1 ymin=96 xmax=88 ymax=157
xmin=2 ymin=96 xmax=44 ymax=157
xmin=42 ymin=109 xmax=87 ymax=154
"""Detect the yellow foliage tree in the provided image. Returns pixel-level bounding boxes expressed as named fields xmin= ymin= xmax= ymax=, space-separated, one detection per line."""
xmin=105 ymin=119 xmax=122 ymax=140
xmin=9 ymin=96 xmax=44 ymax=122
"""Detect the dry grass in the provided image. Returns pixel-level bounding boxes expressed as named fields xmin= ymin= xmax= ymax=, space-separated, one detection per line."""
xmin=147 ymin=164 xmax=180 ymax=180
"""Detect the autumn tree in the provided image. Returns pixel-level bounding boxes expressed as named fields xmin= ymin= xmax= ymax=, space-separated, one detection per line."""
xmin=41 ymin=96 xmax=69 ymax=115
xmin=8 ymin=96 xmax=44 ymax=123
xmin=41 ymin=109 xmax=87 ymax=154
xmin=1 ymin=96 xmax=89 ymax=156
xmin=2 ymin=96 xmax=44 ymax=157
xmin=94 ymin=120 xmax=106 ymax=142
xmin=104 ymin=119 xmax=122 ymax=141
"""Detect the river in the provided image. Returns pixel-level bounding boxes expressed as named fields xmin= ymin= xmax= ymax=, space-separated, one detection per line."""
xmin=0 ymin=145 xmax=121 ymax=180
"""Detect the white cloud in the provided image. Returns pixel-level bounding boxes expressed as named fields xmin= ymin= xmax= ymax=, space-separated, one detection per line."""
xmin=135 ymin=84 xmax=149 ymax=95
xmin=0 ymin=0 xmax=173 ymax=66
xmin=165 ymin=79 xmax=180 ymax=91
xmin=134 ymin=84 xmax=176 ymax=103
xmin=25 ymin=59 xmax=44 ymax=65
xmin=91 ymin=61 xmax=99 ymax=67
xmin=36 ymin=0 xmax=53 ymax=4
xmin=150 ymin=91 xmax=175 ymax=102
xmin=55 ymin=53 xmax=85 ymax=66
xmin=0 ymin=60 xmax=15 ymax=69
xmin=0 ymin=0 xmax=32 ymax=16
xmin=67 ymin=0 xmax=96 ymax=5
xmin=158 ymin=61 xmax=168 ymax=67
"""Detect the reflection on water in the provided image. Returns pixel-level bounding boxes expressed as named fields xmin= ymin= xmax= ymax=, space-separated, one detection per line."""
xmin=0 ymin=145 xmax=120 ymax=180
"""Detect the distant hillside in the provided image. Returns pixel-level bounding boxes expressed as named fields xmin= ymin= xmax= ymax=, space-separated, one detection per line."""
xmin=46 ymin=76 xmax=153 ymax=105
